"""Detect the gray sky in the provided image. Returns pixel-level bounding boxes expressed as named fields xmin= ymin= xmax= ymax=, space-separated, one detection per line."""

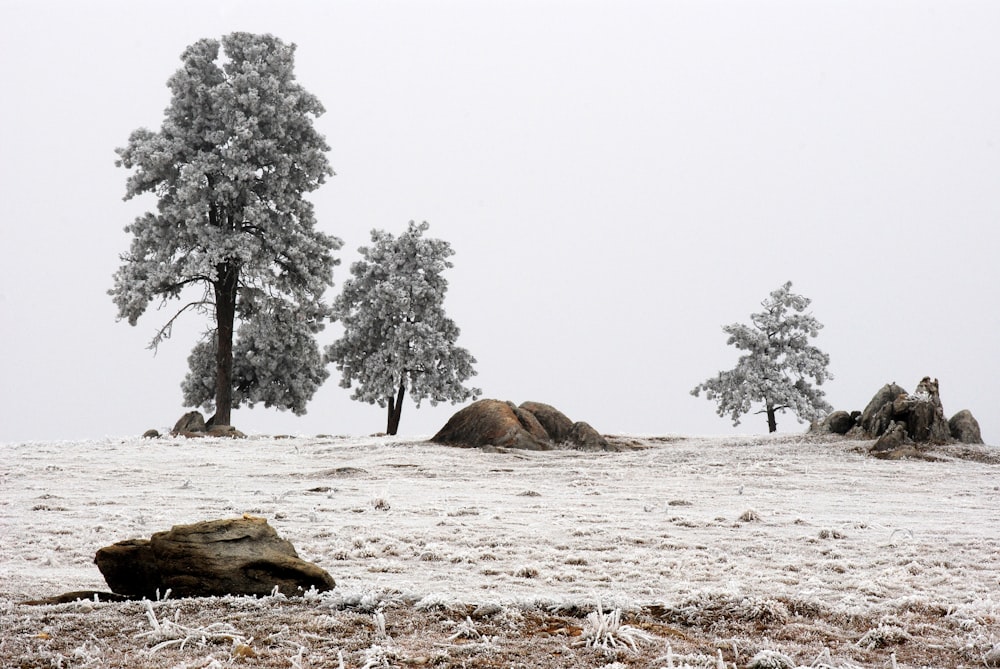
xmin=2 ymin=0 xmax=997 ymax=443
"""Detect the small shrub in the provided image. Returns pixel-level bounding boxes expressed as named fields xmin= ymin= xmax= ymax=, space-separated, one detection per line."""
xmin=857 ymin=624 xmax=911 ymax=650
xmin=576 ymin=600 xmax=656 ymax=653
xmin=746 ymin=649 xmax=794 ymax=669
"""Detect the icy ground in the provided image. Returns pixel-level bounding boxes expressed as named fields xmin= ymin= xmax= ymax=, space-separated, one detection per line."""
xmin=2 ymin=433 xmax=999 ymax=667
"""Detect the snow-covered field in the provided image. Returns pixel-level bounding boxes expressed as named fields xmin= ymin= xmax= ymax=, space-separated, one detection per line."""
xmin=2 ymin=433 xmax=999 ymax=668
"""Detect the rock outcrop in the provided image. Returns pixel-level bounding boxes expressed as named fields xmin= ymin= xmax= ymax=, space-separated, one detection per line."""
xmin=432 ymin=399 xmax=609 ymax=450
xmin=95 ymin=516 xmax=335 ymax=599
xmin=170 ymin=411 xmax=245 ymax=438
xmin=818 ymin=377 xmax=987 ymax=456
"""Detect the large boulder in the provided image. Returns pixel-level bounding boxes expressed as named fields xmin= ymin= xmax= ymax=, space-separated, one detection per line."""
xmin=949 ymin=409 xmax=984 ymax=444
xmin=95 ymin=517 xmax=335 ymax=599
xmin=431 ymin=399 xmax=552 ymax=450
xmin=432 ymin=399 xmax=610 ymax=450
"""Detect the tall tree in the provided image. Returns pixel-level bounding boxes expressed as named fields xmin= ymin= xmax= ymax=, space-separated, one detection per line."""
xmin=691 ymin=281 xmax=833 ymax=432
xmin=327 ymin=221 xmax=480 ymax=435
xmin=111 ymin=33 xmax=340 ymax=425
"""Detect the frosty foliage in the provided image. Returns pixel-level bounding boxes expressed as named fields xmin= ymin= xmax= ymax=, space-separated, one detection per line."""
xmin=577 ymin=600 xmax=656 ymax=653
xmin=326 ymin=221 xmax=480 ymax=431
xmin=691 ymin=281 xmax=832 ymax=431
xmin=110 ymin=33 xmax=340 ymax=416
xmin=181 ymin=299 xmax=330 ymax=414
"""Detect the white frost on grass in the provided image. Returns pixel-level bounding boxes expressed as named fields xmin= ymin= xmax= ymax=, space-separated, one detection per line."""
xmin=136 ymin=599 xmax=249 ymax=655
xmin=576 ymin=599 xmax=656 ymax=653
xmin=3 ymin=432 xmax=1000 ymax=665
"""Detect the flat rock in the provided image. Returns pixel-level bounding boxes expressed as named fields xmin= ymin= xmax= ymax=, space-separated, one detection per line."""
xmin=95 ymin=516 xmax=335 ymax=599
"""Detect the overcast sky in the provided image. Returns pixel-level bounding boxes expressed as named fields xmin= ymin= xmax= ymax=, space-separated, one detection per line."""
xmin=1 ymin=0 xmax=997 ymax=444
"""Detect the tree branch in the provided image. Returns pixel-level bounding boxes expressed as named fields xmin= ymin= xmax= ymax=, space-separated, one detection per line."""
xmin=147 ymin=300 xmax=213 ymax=353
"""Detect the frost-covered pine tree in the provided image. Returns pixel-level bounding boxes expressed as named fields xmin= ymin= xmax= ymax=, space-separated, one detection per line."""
xmin=110 ymin=33 xmax=340 ymax=426
xmin=691 ymin=281 xmax=833 ymax=433
xmin=326 ymin=221 xmax=481 ymax=435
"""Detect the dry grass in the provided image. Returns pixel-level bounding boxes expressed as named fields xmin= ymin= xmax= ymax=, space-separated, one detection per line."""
xmin=3 ymin=591 xmax=989 ymax=668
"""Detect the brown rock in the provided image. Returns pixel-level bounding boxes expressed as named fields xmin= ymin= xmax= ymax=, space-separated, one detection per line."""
xmin=512 ymin=404 xmax=550 ymax=442
xmin=859 ymin=383 xmax=907 ymax=437
xmin=20 ymin=591 xmax=132 ymax=605
xmin=870 ymin=422 xmax=911 ymax=459
xmin=827 ymin=411 xmax=856 ymax=434
xmin=94 ymin=539 xmax=161 ymax=599
xmin=569 ymin=421 xmax=609 ymax=450
xmin=95 ymin=517 xmax=335 ymax=599
xmin=904 ymin=398 xmax=951 ymax=443
xmin=152 ymin=517 xmax=334 ymax=597
xmin=206 ymin=424 xmax=246 ymax=438
xmin=172 ymin=411 xmax=207 ymax=434
xmin=811 ymin=410 xmax=855 ymax=435
xmin=519 ymin=402 xmax=574 ymax=443
xmin=431 ymin=399 xmax=552 ymax=450
xmin=949 ymin=410 xmax=984 ymax=444
xmin=860 ymin=379 xmax=952 ymax=444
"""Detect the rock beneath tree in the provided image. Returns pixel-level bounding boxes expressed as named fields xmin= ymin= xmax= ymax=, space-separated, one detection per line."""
xmin=949 ymin=409 xmax=984 ymax=444
xmin=170 ymin=412 xmax=245 ymax=438
xmin=172 ymin=411 xmax=207 ymax=435
xmin=206 ymin=424 xmax=247 ymax=438
xmin=95 ymin=517 xmax=335 ymax=599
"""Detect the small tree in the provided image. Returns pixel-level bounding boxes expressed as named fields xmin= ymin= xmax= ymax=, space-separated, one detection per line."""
xmin=110 ymin=33 xmax=340 ymax=425
xmin=326 ymin=221 xmax=481 ymax=435
xmin=691 ymin=281 xmax=833 ymax=433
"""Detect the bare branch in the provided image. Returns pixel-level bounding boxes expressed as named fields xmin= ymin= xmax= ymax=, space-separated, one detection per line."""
xmin=147 ymin=300 xmax=214 ymax=353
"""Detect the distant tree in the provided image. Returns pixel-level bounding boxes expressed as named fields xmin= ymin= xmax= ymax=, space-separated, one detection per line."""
xmin=691 ymin=281 xmax=833 ymax=433
xmin=326 ymin=221 xmax=481 ymax=435
xmin=110 ymin=33 xmax=340 ymax=426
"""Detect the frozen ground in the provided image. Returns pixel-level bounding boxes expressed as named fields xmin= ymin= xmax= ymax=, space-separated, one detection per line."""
xmin=2 ymin=433 xmax=999 ymax=668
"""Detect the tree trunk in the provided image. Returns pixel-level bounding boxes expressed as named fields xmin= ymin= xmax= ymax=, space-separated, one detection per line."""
xmin=213 ymin=263 xmax=239 ymax=427
xmin=766 ymin=402 xmax=777 ymax=433
xmin=386 ymin=382 xmax=406 ymax=436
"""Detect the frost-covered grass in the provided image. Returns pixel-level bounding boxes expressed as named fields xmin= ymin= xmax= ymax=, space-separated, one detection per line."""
xmin=2 ymin=433 xmax=999 ymax=667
